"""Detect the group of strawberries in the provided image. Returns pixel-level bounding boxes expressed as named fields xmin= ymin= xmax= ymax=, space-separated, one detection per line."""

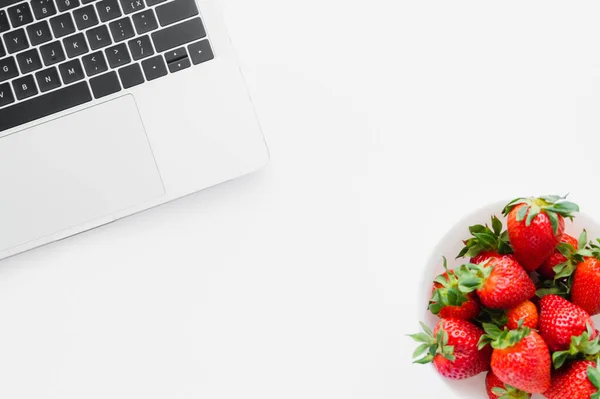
xmin=411 ymin=195 xmax=600 ymax=398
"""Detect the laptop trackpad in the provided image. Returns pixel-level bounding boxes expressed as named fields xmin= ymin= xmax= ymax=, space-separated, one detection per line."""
xmin=0 ymin=95 xmax=165 ymax=252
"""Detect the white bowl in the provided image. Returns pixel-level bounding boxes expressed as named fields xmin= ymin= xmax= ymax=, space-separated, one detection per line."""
xmin=419 ymin=199 xmax=600 ymax=399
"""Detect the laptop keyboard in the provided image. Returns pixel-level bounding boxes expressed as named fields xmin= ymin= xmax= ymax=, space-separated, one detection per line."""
xmin=0 ymin=0 xmax=214 ymax=132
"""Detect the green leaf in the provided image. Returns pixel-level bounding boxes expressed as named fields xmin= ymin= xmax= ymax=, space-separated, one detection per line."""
xmin=526 ymin=205 xmax=540 ymax=226
xmin=552 ymin=351 xmax=570 ymax=369
xmin=478 ymin=335 xmax=491 ymax=350
xmin=419 ymin=321 xmax=433 ymax=337
xmin=465 ymin=244 xmax=484 ymax=258
xmin=456 ymin=246 xmax=468 ymax=259
xmin=491 ymin=386 xmax=507 ymax=396
xmin=413 ymin=355 xmax=434 ymax=364
xmin=469 ymin=224 xmax=486 ymax=235
xmin=492 ymin=216 xmax=503 ymax=236
xmin=557 ymin=242 xmax=575 ymax=257
xmin=458 ymin=276 xmax=482 ymax=293
xmin=442 ymin=329 xmax=449 ymax=346
xmin=579 ymin=230 xmax=588 ymax=251
xmin=588 ymin=365 xmax=600 ymax=389
xmin=541 ymin=195 xmax=562 ymax=203
xmin=516 ymin=205 xmax=529 ymax=222
xmin=409 ymin=333 xmax=431 ymax=343
xmin=548 ymin=211 xmax=559 ymax=235
xmin=553 ymin=201 xmax=580 ymax=215
xmin=502 ymin=198 xmax=527 ymax=216
xmin=555 ymin=263 xmax=576 ymax=280
xmin=433 ymin=275 xmax=448 ymax=286
xmin=579 ymin=249 xmax=594 ymax=257
xmin=482 ymin=323 xmax=504 ymax=338
xmin=412 ymin=343 xmax=429 ymax=359
xmin=474 ymin=232 xmax=497 ymax=248
xmin=498 ymin=241 xmax=512 ymax=255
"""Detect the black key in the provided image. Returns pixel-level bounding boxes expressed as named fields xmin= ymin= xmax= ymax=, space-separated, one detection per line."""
xmin=0 ymin=82 xmax=15 ymax=107
xmin=127 ymin=35 xmax=153 ymax=60
xmin=141 ymin=54 xmax=166 ymax=81
xmin=27 ymin=21 xmax=53 ymax=46
xmin=105 ymin=43 xmax=130 ymax=68
xmin=166 ymin=55 xmax=189 ymax=73
xmin=63 ymin=33 xmax=89 ymax=58
xmin=145 ymin=0 xmax=165 ymax=6
xmin=7 ymin=3 xmax=33 ymax=28
xmin=31 ymin=0 xmax=57 ymax=20
xmin=86 ymin=25 xmax=112 ymax=50
xmin=90 ymin=70 xmax=120 ymax=98
xmin=109 ymin=17 xmax=134 ymax=42
xmin=82 ymin=0 xmax=97 ymax=4
xmin=164 ymin=47 xmax=182 ymax=62
xmin=4 ymin=28 xmax=29 ymax=53
xmin=40 ymin=41 xmax=66 ymax=65
xmin=119 ymin=0 xmax=143 ymax=15
xmin=118 ymin=62 xmax=143 ymax=88
xmin=132 ymin=9 xmax=157 ymax=35
xmin=12 ymin=74 xmax=38 ymax=100
xmin=0 ymin=10 xmax=10 ymax=33
xmin=188 ymin=39 xmax=213 ymax=65
xmin=0 ymin=57 xmax=18 ymax=82
xmin=0 ymin=0 xmax=26 ymax=9
xmin=56 ymin=0 xmax=79 ymax=12
xmin=156 ymin=0 xmax=197 ymax=27
xmin=96 ymin=0 xmax=121 ymax=22
xmin=0 ymin=82 xmax=92 ymax=132
xmin=164 ymin=47 xmax=189 ymax=73
xmin=82 ymin=51 xmax=107 ymax=76
xmin=16 ymin=49 xmax=43 ymax=73
xmin=0 ymin=41 xmax=5 ymax=58
xmin=152 ymin=17 xmax=205 ymax=53
xmin=35 ymin=66 xmax=61 ymax=92
xmin=58 ymin=59 xmax=84 ymax=84
xmin=73 ymin=5 xmax=99 ymax=30
xmin=50 ymin=13 xmax=76 ymax=38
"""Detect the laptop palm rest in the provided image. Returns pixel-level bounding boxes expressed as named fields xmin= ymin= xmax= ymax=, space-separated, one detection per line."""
xmin=0 ymin=95 xmax=165 ymax=252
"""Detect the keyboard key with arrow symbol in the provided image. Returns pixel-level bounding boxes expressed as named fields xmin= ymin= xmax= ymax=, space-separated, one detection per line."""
xmin=164 ymin=47 xmax=190 ymax=73
xmin=141 ymin=54 xmax=167 ymax=81
xmin=188 ymin=39 xmax=213 ymax=65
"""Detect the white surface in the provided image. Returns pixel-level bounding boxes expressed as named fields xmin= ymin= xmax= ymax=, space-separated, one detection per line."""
xmin=2 ymin=1 xmax=600 ymax=398
xmin=0 ymin=96 xmax=164 ymax=251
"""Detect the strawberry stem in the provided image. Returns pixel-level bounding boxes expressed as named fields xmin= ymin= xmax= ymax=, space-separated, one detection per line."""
xmin=479 ymin=320 xmax=530 ymax=350
xmin=588 ymin=358 xmax=600 ymax=399
xmin=502 ymin=194 xmax=580 ymax=234
xmin=456 ymin=216 xmax=513 ymax=259
xmin=409 ymin=321 xmax=455 ymax=365
xmin=552 ymin=323 xmax=600 ymax=369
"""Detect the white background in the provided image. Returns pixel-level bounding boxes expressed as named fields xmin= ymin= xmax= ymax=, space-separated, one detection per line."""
xmin=3 ymin=1 xmax=600 ymax=398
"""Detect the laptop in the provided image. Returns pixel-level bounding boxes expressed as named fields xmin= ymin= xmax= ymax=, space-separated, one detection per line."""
xmin=0 ymin=0 xmax=269 ymax=260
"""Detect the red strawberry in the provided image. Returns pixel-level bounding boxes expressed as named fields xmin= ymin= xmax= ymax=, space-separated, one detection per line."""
xmin=471 ymin=251 xmax=516 ymax=266
xmin=544 ymin=360 xmax=600 ymax=399
xmin=410 ymin=319 xmax=491 ymax=380
xmin=485 ymin=371 xmax=531 ymax=399
xmin=571 ymin=240 xmax=600 ymax=316
xmin=457 ymin=216 xmax=513 ymax=263
xmin=502 ymin=195 xmax=579 ymax=272
xmin=429 ymin=258 xmax=480 ymax=320
xmin=538 ymin=234 xmax=578 ymax=280
xmin=506 ymin=300 xmax=538 ymax=330
xmin=480 ymin=322 xmax=551 ymax=393
xmin=538 ymin=295 xmax=598 ymax=362
xmin=455 ymin=255 xmax=535 ymax=309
